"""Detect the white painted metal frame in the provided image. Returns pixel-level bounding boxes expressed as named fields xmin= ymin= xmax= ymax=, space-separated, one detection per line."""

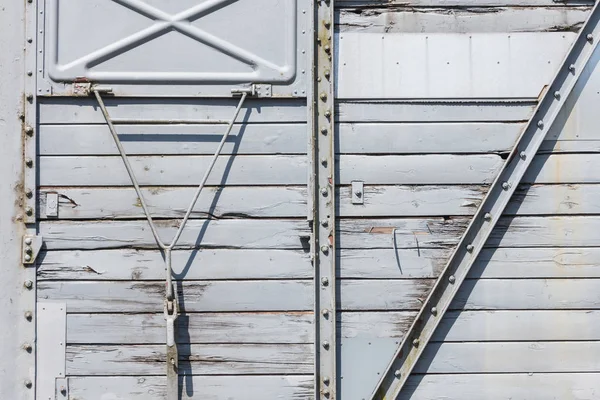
xmin=313 ymin=0 xmax=336 ymax=398
xmin=371 ymin=3 xmax=600 ymax=399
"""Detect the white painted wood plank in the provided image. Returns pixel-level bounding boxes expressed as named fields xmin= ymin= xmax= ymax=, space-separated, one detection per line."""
xmin=338 ymin=8 xmax=589 ymax=33
xmin=38 ymin=281 xmax=314 ymax=312
xmin=39 ymin=155 xmax=307 ymax=186
xmin=415 ymin=342 xmax=600 ymax=373
xmin=523 ymin=154 xmax=600 ymax=183
xmin=38 ymin=186 xmax=307 ymax=219
xmin=338 ymin=122 xmax=522 ymax=153
xmin=340 ymin=247 xmax=600 ymax=279
xmin=39 ymin=279 xmax=600 ymax=312
xmin=38 ymin=249 xmax=312 ymax=280
xmin=66 ymin=344 xmax=313 ymax=375
xmin=404 ymin=373 xmax=600 ymax=400
xmin=339 ymin=154 xmax=503 ymax=184
xmin=338 ymin=0 xmax=593 ymax=6
xmin=39 ymin=124 xmax=308 ymax=155
xmin=341 ymin=311 xmax=600 ymax=342
xmin=336 ymin=100 xmax=536 ymax=122
xmin=337 ymin=32 xmax=573 ymax=98
xmin=38 ymin=98 xmax=307 ymax=124
xmin=67 ymin=313 xmax=314 ymax=344
xmin=40 ymin=220 xmax=310 ymax=250
xmin=67 ymin=376 xmax=313 ymax=400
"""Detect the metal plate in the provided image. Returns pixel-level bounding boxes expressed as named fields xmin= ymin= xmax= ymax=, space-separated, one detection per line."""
xmin=40 ymin=0 xmax=308 ymax=97
xmin=36 ymin=303 xmax=66 ymax=400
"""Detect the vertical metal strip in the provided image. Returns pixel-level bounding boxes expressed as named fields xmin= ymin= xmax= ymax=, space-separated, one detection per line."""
xmin=23 ymin=0 xmax=38 ymax=399
xmin=36 ymin=303 xmax=66 ymax=400
xmin=314 ymin=0 xmax=336 ymax=398
xmin=371 ymin=3 xmax=600 ymax=399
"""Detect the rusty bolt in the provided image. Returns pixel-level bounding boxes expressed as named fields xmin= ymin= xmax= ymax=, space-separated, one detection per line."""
xmin=24 ymin=379 xmax=32 ymax=388
xmin=25 ymin=158 xmax=33 ymax=167
xmin=466 ymin=244 xmax=474 ymax=252
xmin=24 ymin=280 xmax=33 ymax=289
xmin=322 ymin=340 xmax=330 ymax=349
xmin=24 ymin=311 xmax=33 ymax=320
xmin=25 ymin=126 xmax=34 ymax=136
xmin=449 ymin=275 xmax=456 ymax=284
xmin=321 ymin=277 xmax=329 ymax=286
xmin=25 ymin=207 xmax=33 ymax=216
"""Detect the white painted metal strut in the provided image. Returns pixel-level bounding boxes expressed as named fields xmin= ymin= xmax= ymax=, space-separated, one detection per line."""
xmin=370 ymin=3 xmax=600 ymax=399
xmin=313 ymin=0 xmax=336 ymax=399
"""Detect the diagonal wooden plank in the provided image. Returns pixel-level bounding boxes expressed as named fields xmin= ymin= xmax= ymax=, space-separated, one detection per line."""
xmin=370 ymin=3 xmax=600 ymax=399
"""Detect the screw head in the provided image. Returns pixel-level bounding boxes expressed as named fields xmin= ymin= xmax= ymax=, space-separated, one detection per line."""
xmin=24 ymin=280 xmax=33 ymax=289
xmin=449 ymin=275 xmax=456 ymax=284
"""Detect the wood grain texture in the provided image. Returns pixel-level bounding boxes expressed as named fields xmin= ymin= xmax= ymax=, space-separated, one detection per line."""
xmin=39 ymin=124 xmax=308 ymax=156
xmin=66 ymin=344 xmax=313 ymax=375
xmin=38 ymin=249 xmax=313 ymax=280
xmin=415 ymin=341 xmax=600 ymax=373
xmin=38 ymin=98 xmax=307 ymax=124
xmin=403 ymin=373 xmax=600 ymax=400
xmin=337 ymin=7 xmax=590 ymax=33
xmin=38 ymin=186 xmax=308 ymax=219
xmin=40 ymin=219 xmax=311 ymax=250
xmin=67 ymin=376 xmax=313 ymax=400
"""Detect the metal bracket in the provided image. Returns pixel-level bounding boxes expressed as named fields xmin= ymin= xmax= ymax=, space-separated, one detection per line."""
xmin=45 ymin=192 xmax=59 ymax=218
xmin=351 ymin=181 xmax=364 ymax=205
xmin=231 ymin=83 xmax=271 ymax=98
xmin=371 ymin=3 xmax=600 ymax=399
xmin=22 ymin=235 xmax=43 ymax=265
xmin=55 ymin=377 xmax=69 ymax=399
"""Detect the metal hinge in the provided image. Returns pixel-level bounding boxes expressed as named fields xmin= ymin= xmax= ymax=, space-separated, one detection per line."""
xmin=22 ymin=235 xmax=43 ymax=265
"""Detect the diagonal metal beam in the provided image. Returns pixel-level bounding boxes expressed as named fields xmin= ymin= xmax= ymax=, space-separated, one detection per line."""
xmin=370 ymin=3 xmax=600 ymax=399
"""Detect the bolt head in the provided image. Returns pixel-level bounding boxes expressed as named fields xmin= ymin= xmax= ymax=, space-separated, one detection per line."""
xmin=321 ymin=277 xmax=329 ymax=286
xmin=324 ymin=20 xmax=331 ymax=29
xmin=320 ymin=92 xmax=327 ymax=101
xmin=502 ymin=182 xmax=510 ymax=190
xmin=412 ymin=338 xmax=420 ymax=347
xmin=354 ymin=190 xmax=362 ymax=198
xmin=23 ymin=343 xmax=32 ymax=352
xmin=324 ymin=45 xmax=331 ymax=53
xmin=322 ymin=389 xmax=330 ymax=398
xmin=322 ymin=340 xmax=330 ymax=349
xmin=25 ymin=158 xmax=33 ymax=167
xmin=587 ymin=33 xmax=593 ymax=42
xmin=322 ymin=376 xmax=330 ymax=385
xmin=25 ymin=190 xmax=33 ymax=199
xmin=324 ymin=110 xmax=331 ymax=118
xmin=466 ymin=244 xmax=474 ymax=252
xmin=321 ymin=127 xmax=328 ymax=135
xmin=25 ymin=246 xmax=33 ymax=254
xmin=24 ymin=237 xmax=32 ymax=245
xmin=569 ymin=64 xmax=575 ymax=72
xmin=449 ymin=275 xmax=456 ymax=284
xmin=484 ymin=212 xmax=492 ymax=221
xmin=322 ymin=309 xmax=329 ymax=317
xmin=321 ymin=219 xmax=329 ymax=227
xmin=24 ymin=379 xmax=32 ymax=388
xmin=26 ymin=94 xmax=33 ymax=101
xmin=394 ymin=369 xmax=402 ymax=378
xmin=24 ymin=254 xmax=32 ymax=262
xmin=321 ymin=188 xmax=328 ymax=197
xmin=554 ymin=91 xmax=561 ymax=99
xmin=321 ymin=245 xmax=329 ymax=254
xmin=24 ymin=280 xmax=33 ymax=289
xmin=25 ymin=207 xmax=33 ymax=216
xmin=25 ymin=126 xmax=34 ymax=135
xmin=24 ymin=311 xmax=33 ymax=320
xmin=537 ymin=120 xmax=544 ymax=128
xmin=431 ymin=307 xmax=438 ymax=315
xmin=519 ymin=151 xmax=527 ymax=160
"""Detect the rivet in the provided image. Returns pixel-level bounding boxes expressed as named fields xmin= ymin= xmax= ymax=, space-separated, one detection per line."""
xmin=24 ymin=237 xmax=32 ymax=245
xmin=170 ymin=358 xmax=175 ymax=365
xmin=24 ymin=311 xmax=33 ymax=320
xmin=323 ymin=376 xmax=330 ymax=385
xmin=431 ymin=307 xmax=438 ymax=315
xmin=324 ymin=20 xmax=331 ymax=29
xmin=25 ymin=190 xmax=33 ymax=199
xmin=25 ymin=126 xmax=34 ymax=136
xmin=484 ymin=213 xmax=492 ymax=221
xmin=320 ymin=92 xmax=327 ymax=101
xmin=24 ymin=254 xmax=32 ymax=262
xmin=394 ymin=369 xmax=401 ymax=378
xmin=322 ymin=389 xmax=330 ymax=398
xmin=322 ymin=309 xmax=329 ymax=317
xmin=324 ymin=69 xmax=331 ymax=79
xmin=323 ymin=340 xmax=330 ymax=349
xmin=23 ymin=343 xmax=32 ymax=352
xmin=324 ymin=110 xmax=331 ymax=118
xmin=321 ymin=219 xmax=329 ymax=227
xmin=321 ymin=158 xmax=328 ymax=166
xmin=354 ymin=190 xmax=362 ymax=198
xmin=25 ymin=207 xmax=33 ymax=216
xmin=24 ymin=379 xmax=32 ymax=388
xmin=587 ymin=33 xmax=593 ymax=42
xmin=321 ymin=127 xmax=328 ymax=135
xmin=412 ymin=338 xmax=420 ymax=347
xmin=569 ymin=64 xmax=575 ymax=72
xmin=26 ymin=94 xmax=33 ymax=101
xmin=25 ymin=246 xmax=33 ymax=254
xmin=554 ymin=91 xmax=561 ymax=99
xmin=324 ymin=45 xmax=331 ymax=54
xmin=537 ymin=120 xmax=544 ymax=129
xmin=449 ymin=275 xmax=456 ymax=284
xmin=502 ymin=182 xmax=510 ymax=190
xmin=321 ymin=277 xmax=329 ymax=286
xmin=466 ymin=244 xmax=474 ymax=252
xmin=25 ymin=158 xmax=33 ymax=167
xmin=24 ymin=280 xmax=33 ymax=289
xmin=321 ymin=245 xmax=329 ymax=254
xmin=27 ymin=37 xmax=33 ymax=43
xmin=321 ymin=188 xmax=328 ymax=197
xmin=519 ymin=151 xmax=527 ymax=160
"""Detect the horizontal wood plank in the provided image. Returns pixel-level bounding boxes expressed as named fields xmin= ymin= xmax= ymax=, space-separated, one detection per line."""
xmin=415 ymin=341 xmax=600 ymax=373
xmin=67 ymin=376 xmax=313 ymax=400
xmin=38 ymin=249 xmax=312 ymax=280
xmin=39 ymin=124 xmax=308 ymax=155
xmin=38 ymin=187 xmax=308 ymax=219
xmin=338 ymin=0 xmax=594 ymax=6
xmin=404 ymin=373 xmax=600 ymax=400
xmin=38 ymin=98 xmax=306 ymax=124
xmin=41 ymin=279 xmax=600 ymax=312
xmin=66 ymin=344 xmax=313 ymax=375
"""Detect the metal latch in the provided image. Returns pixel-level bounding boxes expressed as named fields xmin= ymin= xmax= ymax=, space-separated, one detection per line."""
xmin=351 ymin=181 xmax=364 ymax=205
xmin=231 ymin=83 xmax=271 ymax=98
xmin=22 ymin=235 xmax=43 ymax=265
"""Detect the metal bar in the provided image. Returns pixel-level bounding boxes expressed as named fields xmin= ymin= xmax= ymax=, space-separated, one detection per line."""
xmin=371 ymin=4 xmax=600 ymax=399
xmin=314 ymin=0 xmax=336 ymax=398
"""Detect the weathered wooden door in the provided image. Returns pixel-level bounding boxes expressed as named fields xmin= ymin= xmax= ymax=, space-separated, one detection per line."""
xmin=8 ymin=0 xmax=600 ymax=399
